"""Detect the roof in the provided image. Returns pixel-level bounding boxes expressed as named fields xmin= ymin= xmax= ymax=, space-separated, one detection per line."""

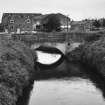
xmin=2 ymin=13 xmax=42 ymax=17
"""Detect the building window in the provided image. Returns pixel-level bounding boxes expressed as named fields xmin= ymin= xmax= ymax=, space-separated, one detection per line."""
xmin=10 ymin=20 xmax=14 ymax=23
xmin=36 ymin=25 xmax=41 ymax=30
xmin=26 ymin=19 xmax=31 ymax=23
xmin=10 ymin=26 xmax=14 ymax=31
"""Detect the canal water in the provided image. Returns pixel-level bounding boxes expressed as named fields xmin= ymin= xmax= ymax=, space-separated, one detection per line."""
xmin=27 ymin=59 xmax=105 ymax=105
xmin=29 ymin=79 xmax=104 ymax=105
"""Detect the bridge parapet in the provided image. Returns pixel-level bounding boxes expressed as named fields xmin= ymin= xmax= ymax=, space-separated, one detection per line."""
xmin=11 ymin=32 xmax=102 ymax=53
xmin=11 ymin=32 xmax=100 ymax=44
xmin=12 ymin=33 xmax=66 ymax=44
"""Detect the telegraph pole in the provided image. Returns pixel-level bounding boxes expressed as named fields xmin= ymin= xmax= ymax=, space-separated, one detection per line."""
xmin=66 ymin=14 xmax=69 ymax=42
xmin=65 ymin=14 xmax=70 ymax=54
xmin=67 ymin=15 xmax=69 ymax=33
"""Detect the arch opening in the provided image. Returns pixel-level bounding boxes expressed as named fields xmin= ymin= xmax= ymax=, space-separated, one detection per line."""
xmin=35 ymin=46 xmax=65 ymax=69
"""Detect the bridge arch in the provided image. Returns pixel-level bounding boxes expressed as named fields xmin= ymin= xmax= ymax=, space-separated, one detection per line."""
xmin=31 ymin=42 xmax=67 ymax=54
xmin=35 ymin=45 xmax=65 ymax=69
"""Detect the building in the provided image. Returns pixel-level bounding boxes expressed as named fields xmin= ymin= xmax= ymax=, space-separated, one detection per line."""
xmin=1 ymin=13 xmax=71 ymax=33
xmin=1 ymin=13 xmax=43 ymax=33
xmin=70 ymin=20 xmax=94 ymax=32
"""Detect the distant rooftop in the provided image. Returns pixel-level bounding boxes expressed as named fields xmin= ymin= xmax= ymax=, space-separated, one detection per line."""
xmin=2 ymin=13 xmax=42 ymax=16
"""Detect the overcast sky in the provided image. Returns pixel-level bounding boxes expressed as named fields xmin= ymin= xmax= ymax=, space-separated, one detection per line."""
xmin=0 ymin=0 xmax=105 ymax=21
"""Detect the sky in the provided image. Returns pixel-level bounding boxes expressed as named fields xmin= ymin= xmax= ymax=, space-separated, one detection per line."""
xmin=0 ymin=0 xmax=105 ymax=21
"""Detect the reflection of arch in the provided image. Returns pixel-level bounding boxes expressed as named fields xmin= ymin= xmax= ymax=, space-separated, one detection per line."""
xmin=35 ymin=46 xmax=65 ymax=69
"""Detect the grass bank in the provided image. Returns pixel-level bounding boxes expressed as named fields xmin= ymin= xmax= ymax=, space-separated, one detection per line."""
xmin=66 ymin=34 xmax=105 ymax=79
xmin=0 ymin=36 xmax=36 ymax=105
xmin=81 ymin=37 xmax=105 ymax=78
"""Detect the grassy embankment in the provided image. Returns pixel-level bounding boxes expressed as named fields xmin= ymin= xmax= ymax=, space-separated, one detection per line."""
xmin=81 ymin=37 xmax=105 ymax=77
xmin=0 ymin=36 xmax=36 ymax=105
xmin=66 ymin=31 xmax=105 ymax=79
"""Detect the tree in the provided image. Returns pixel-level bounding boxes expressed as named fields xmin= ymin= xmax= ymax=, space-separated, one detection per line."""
xmin=43 ymin=14 xmax=61 ymax=32
xmin=92 ymin=19 xmax=101 ymax=28
xmin=102 ymin=18 xmax=105 ymax=27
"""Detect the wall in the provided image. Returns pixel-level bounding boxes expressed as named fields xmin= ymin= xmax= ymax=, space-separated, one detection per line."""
xmin=11 ymin=32 xmax=102 ymax=53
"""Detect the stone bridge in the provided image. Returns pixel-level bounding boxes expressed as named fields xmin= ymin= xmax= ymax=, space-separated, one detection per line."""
xmin=11 ymin=32 xmax=101 ymax=54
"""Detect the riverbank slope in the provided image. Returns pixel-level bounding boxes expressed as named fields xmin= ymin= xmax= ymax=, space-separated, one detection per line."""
xmin=0 ymin=36 xmax=36 ymax=105
xmin=81 ymin=37 xmax=105 ymax=77
xmin=66 ymin=35 xmax=105 ymax=79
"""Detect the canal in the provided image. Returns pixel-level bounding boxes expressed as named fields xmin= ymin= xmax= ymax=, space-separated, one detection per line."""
xmin=29 ymin=78 xmax=105 ymax=105
xmin=17 ymin=51 xmax=105 ymax=105
xmin=24 ymin=58 xmax=105 ymax=105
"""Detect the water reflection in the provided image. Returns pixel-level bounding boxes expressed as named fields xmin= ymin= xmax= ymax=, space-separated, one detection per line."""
xmin=16 ymin=83 xmax=33 ymax=105
xmin=29 ymin=78 xmax=105 ymax=105
xmin=36 ymin=51 xmax=62 ymax=64
xmin=83 ymin=64 xmax=105 ymax=99
xmin=16 ymin=60 xmax=105 ymax=105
